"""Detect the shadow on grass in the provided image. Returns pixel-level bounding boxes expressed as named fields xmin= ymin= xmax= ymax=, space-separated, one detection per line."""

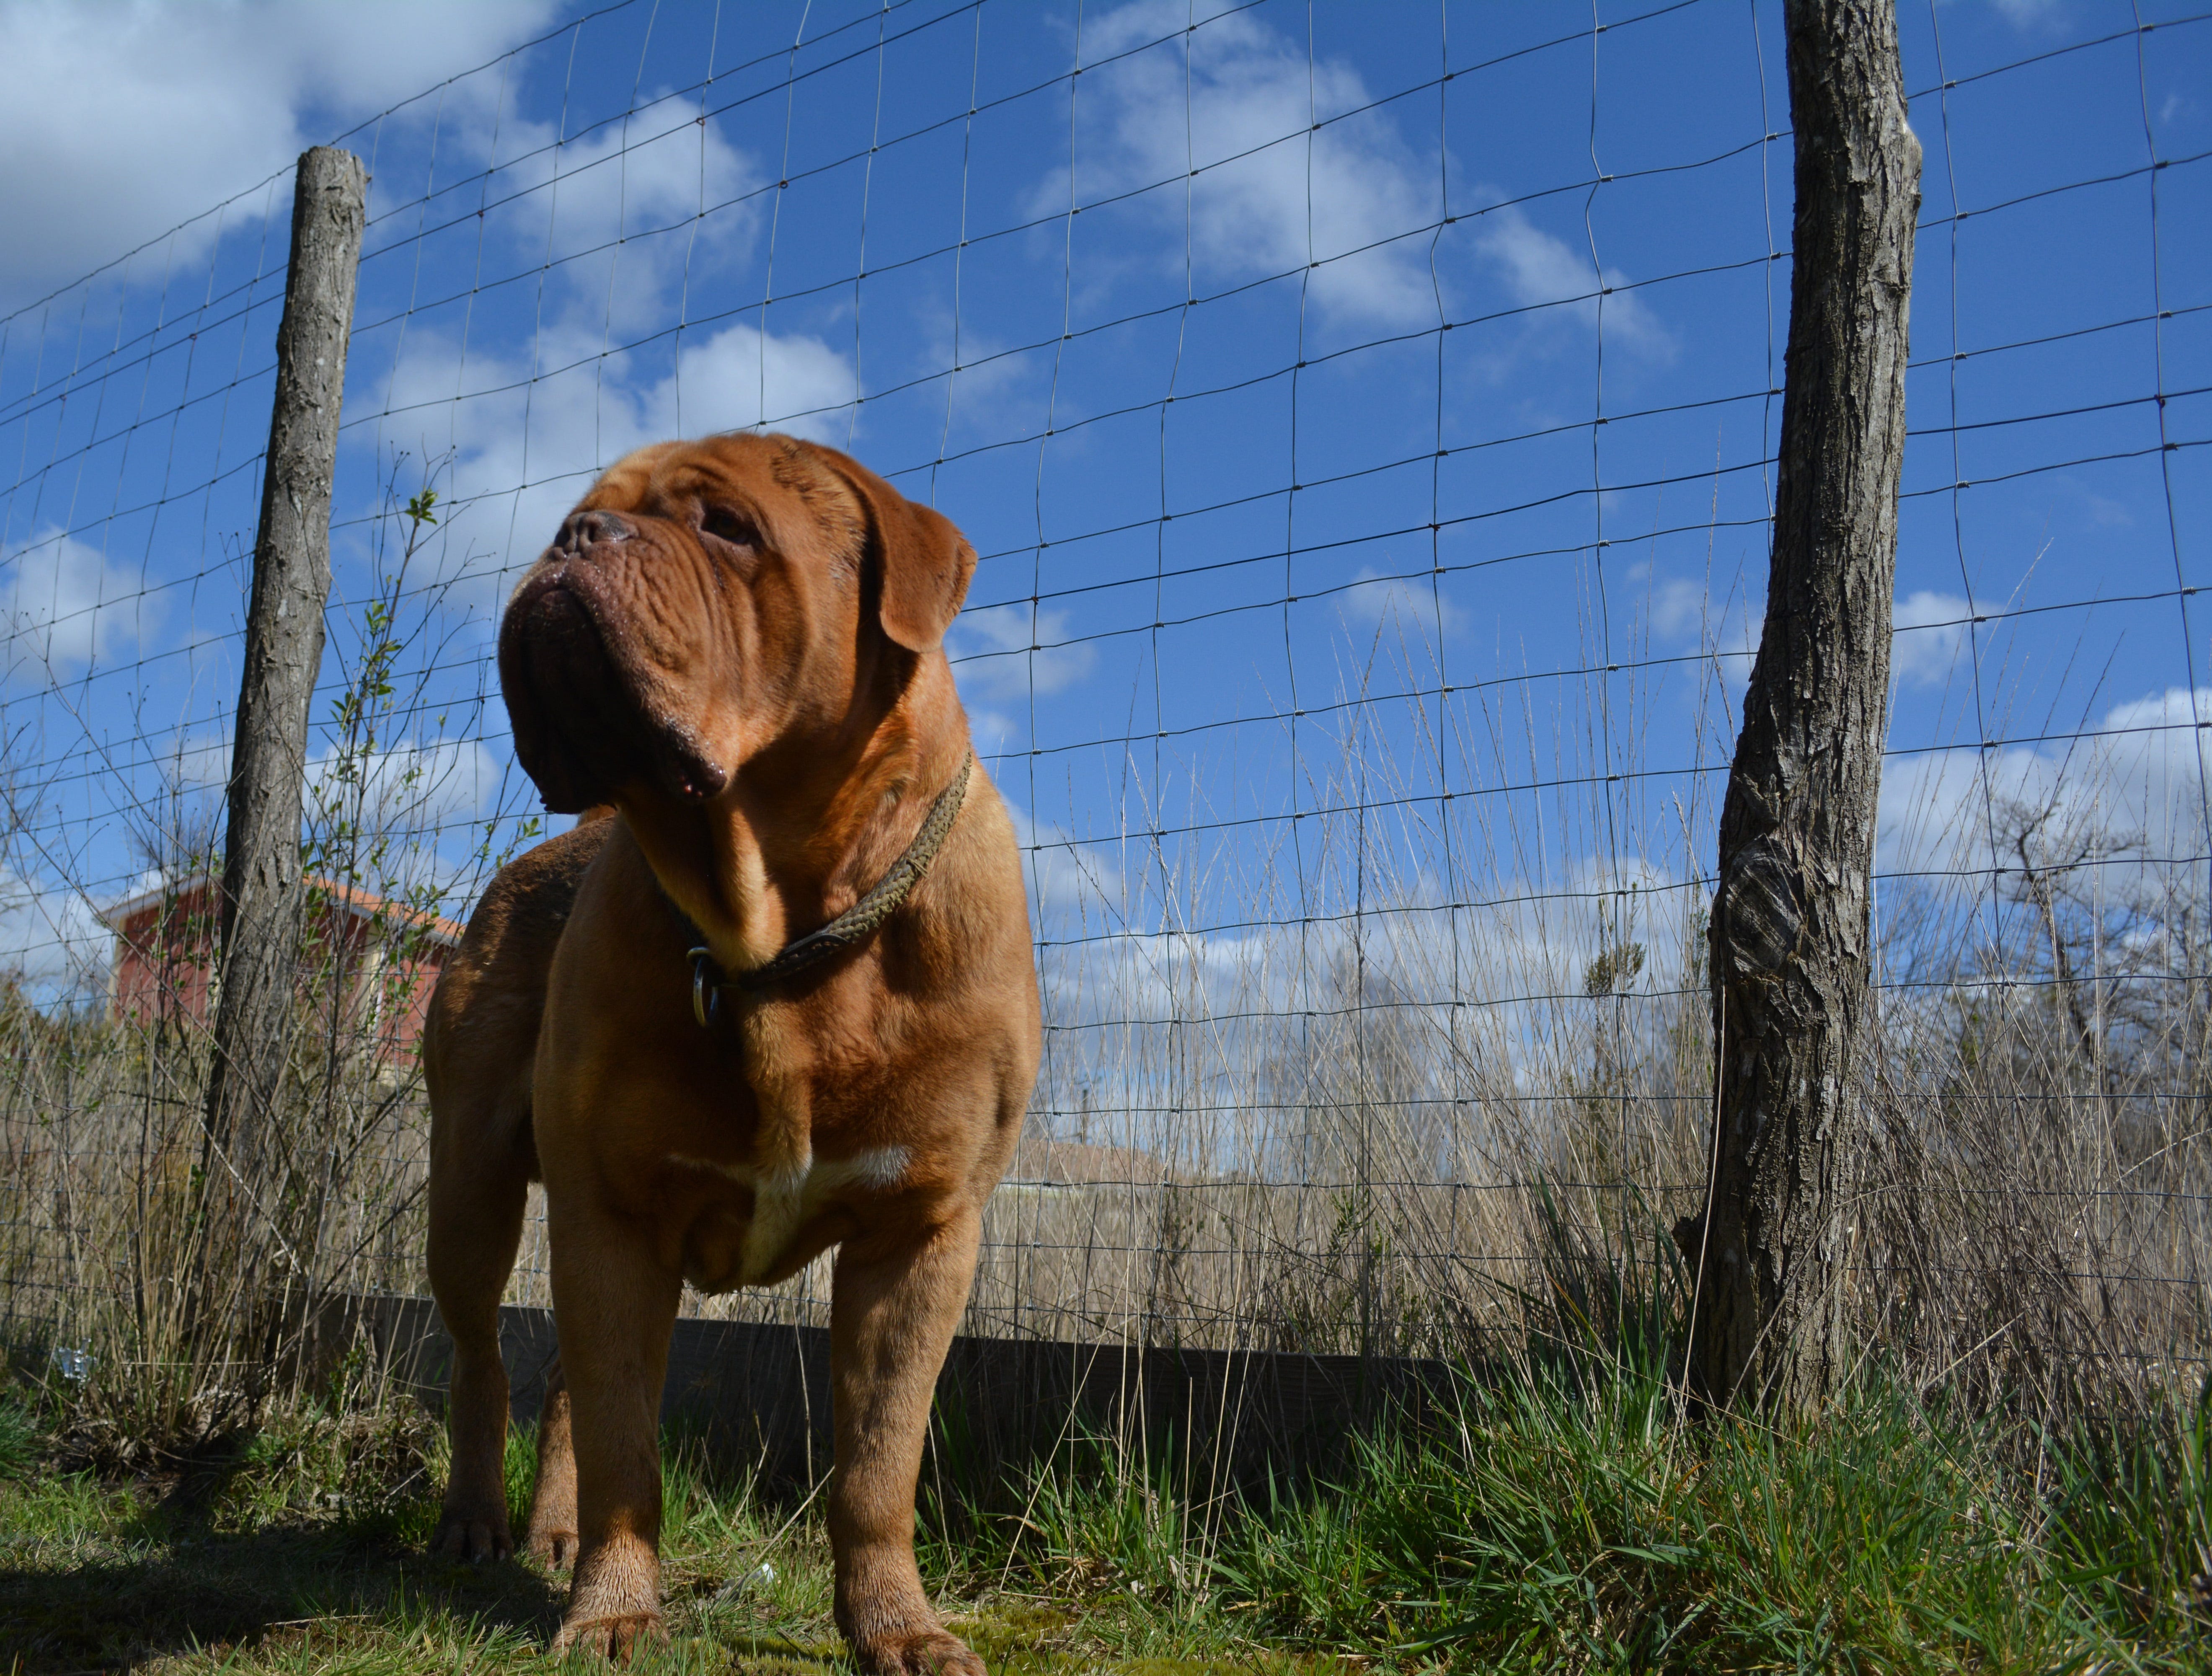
xmin=0 ymin=1509 xmax=567 ymax=1673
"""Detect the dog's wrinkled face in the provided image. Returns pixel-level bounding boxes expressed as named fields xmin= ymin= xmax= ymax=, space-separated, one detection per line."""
xmin=499 ymin=434 xmax=974 ymax=814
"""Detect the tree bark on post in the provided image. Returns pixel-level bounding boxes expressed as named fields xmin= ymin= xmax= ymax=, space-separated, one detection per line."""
xmin=201 ymin=147 xmax=367 ymax=1271
xmin=1678 ymin=0 xmax=1919 ymax=1412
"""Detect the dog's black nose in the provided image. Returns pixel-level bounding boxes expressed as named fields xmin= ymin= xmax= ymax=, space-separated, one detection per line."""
xmin=553 ymin=508 xmax=636 ymax=554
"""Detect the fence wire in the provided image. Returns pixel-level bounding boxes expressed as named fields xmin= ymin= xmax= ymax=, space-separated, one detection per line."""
xmin=2 ymin=0 xmax=2207 ymax=1386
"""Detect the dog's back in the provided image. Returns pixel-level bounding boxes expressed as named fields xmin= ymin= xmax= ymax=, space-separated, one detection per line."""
xmin=426 ymin=810 xmax=617 ymax=1175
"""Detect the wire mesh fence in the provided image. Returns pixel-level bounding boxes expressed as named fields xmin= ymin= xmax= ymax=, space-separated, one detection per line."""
xmin=2 ymin=0 xmax=2207 ymax=1398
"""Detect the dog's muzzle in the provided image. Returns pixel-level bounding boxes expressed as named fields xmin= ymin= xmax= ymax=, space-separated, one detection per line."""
xmin=499 ymin=556 xmax=729 ymax=811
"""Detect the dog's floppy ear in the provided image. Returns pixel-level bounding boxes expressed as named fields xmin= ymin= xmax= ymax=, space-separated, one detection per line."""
xmin=816 ymin=448 xmax=976 ymax=653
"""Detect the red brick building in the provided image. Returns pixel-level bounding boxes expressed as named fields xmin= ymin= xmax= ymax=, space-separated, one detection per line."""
xmin=99 ymin=874 xmax=463 ymax=1065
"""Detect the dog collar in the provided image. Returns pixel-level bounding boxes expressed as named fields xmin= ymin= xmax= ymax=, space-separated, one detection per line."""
xmin=686 ymin=750 xmax=974 ymax=1026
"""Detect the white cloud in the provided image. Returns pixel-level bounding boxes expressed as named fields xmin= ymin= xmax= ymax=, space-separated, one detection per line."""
xmin=1045 ymin=0 xmax=1439 ymax=329
xmin=920 ymin=318 xmax=1052 ymax=452
xmin=1643 ymin=571 xmax=1759 ymax=683
xmin=1880 ymin=684 xmax=2212 ymax=882
xmin=308 ymin=736 xmax=503 ymax=831
xmin=1985 ymin=0 xmax=2065 ymax=29
xmin=0 ymin=867 xmax=107 ymax=1001
xmin=1648 ymin=578 xmax=1978 ymax=693
xmin=948 ymin=599 xmax=1098 ymax=701
xmin=0 ymin=0 xmax=558 ymax=309
xmin=150 ymin=730 xmax=233 ymax=795
xmin=344 ymin=58 xmax=853 ymax=597
xmin=1468 ymin=201 xmax=1672 ymax=360
xmin=1005 ymin=750 xmax=1696 ymax=1039
xmin=664 ymin=322 xmax=856 ymax=440
xmin=967 ymin=710 xmax=1022 ymax=758
xmin=1340 ymin=566 xmax=1464 ymax=638
xmin=482 ymin=92 xmax=760 ymax=336
xmin=1891 ymin=589 xmax=1972 ymax=688
xmin=359 ymin=315 xmax=855 ymax=603
xmin=1009 ymin=804 xmax=1124 ymax=928
xmin=1648 ymin=575 xmax=1708 ymax=639
xmin=1025 ymin=828 xmax=1707 ymax=1161
xmin=1012 ymin=796 xmax=1272 ymax=1033
xmin=2 ymin=528 xmax=152 ymax=679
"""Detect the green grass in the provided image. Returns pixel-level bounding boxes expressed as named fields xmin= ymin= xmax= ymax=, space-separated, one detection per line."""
xmin=0 ymin=1391 xmax=1322 ymax=1674
xmin=941 ymin=1354 xmax=2211 ymax=1673
xmin=1 ymin=1361 xmax=2206 ymax=1673
xmin=1207 ymin=1369 xmax=2204 ymax=1671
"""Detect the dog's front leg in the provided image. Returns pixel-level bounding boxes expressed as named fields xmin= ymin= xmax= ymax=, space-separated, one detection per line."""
xmin=829 ymin=1208 xmax=986 ymax=1676
xmin=547 ymin=1200 xmax=681 ymax=1660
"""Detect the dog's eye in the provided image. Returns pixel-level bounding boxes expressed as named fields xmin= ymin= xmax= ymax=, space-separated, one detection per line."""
xmin=700 ymin=506 xmax=754 ymax=548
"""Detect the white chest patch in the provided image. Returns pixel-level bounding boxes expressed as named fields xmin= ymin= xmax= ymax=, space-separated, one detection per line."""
xmin=666 ymin=1144 xmax=911 ymax=1284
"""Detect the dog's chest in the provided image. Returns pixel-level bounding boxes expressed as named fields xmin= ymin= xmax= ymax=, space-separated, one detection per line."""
xmin=662 ymin=1143 xmax=910 ymax=1291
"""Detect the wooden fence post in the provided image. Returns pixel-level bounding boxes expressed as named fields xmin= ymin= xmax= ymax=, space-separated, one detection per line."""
xmin=1680 ymin=0 xmax=1920 ymax=1412
xmin=201 ymin=147 xmax=367 ymax=1246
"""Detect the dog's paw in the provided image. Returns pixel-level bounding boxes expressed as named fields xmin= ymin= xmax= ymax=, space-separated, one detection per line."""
xmin=850 ymin=1627 xmax=987 ymax=1676
xmin=429 ymin=1506 xmax=512 ymax=1564
xmin=551 ymin=1610 xmax=664 ymax=1662
xmin=524 ymin=1523 xmax=580 ymax=1570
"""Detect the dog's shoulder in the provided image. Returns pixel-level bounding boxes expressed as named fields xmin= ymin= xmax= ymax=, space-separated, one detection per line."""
xmin=474 ymin=816 xmax=617 ymax=946
xmin=433 ymin=816 xmax=621 ymax=1025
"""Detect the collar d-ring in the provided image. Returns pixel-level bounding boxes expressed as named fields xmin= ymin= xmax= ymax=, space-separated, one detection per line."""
xmin=684 ymin=750 xmax=974 ymax=1025
xmin=689 ymin=946 xmax=722 ymax=1028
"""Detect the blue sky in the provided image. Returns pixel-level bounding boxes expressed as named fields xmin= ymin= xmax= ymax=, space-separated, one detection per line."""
xmin=1 ymin=0 xmax=2207 ymax=1065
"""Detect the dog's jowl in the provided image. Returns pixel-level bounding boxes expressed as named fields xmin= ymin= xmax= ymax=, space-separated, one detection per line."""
xmin=424 ymin=434 xmax=1042 ymax=1672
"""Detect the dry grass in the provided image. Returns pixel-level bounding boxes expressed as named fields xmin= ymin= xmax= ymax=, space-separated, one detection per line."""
xmin=2 ymin=575 xmax=2207 ymax=1444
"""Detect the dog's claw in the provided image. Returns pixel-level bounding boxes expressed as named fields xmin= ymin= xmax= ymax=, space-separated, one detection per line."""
xmin=551 ymin=1611 xmax=664 ymax=1663
xmin=853 ymin=1628 xmax=987 ymax=1676
xmin=431 ymin=1512 xmax=512 ymax=1564
xmin=525 ymin=1527 xmax=580 ymax=1570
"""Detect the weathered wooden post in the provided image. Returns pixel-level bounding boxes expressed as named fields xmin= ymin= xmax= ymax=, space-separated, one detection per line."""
xmin=1679 ymin=0 xmax=1920 ymax=1411
xmin=201 ymin=147 xmax=367 ymax=1269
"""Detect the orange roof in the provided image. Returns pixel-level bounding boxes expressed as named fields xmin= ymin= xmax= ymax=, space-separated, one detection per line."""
xmin=99 ymin=872 xmax=466 ymax=948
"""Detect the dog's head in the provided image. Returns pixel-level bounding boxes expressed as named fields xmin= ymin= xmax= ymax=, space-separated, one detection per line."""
xmin=499 ymin=434 xmax=975 ymax=814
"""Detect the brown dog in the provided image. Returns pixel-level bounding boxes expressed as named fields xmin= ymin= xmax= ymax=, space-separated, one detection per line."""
xmin=423 ymin=433 xmax=1042 ymax=1671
